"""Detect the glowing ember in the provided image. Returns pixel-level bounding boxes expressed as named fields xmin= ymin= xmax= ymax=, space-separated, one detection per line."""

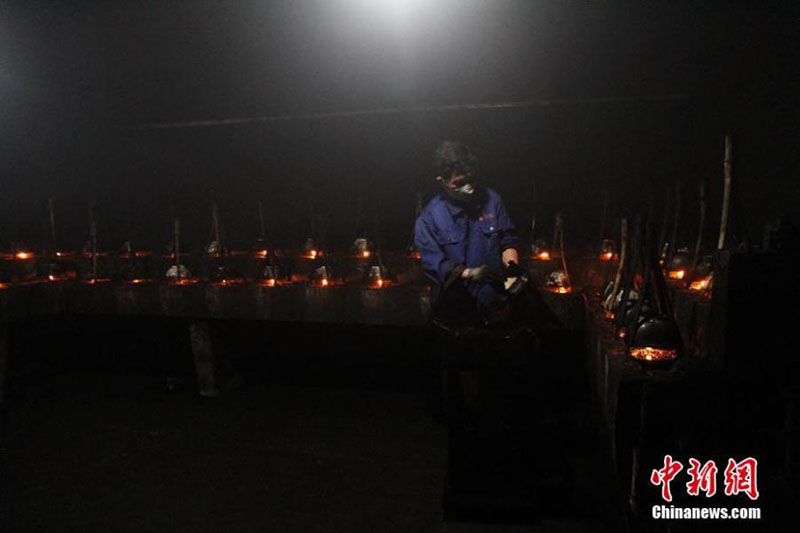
xmin=361 ymin=250 xmax=371 ymax=258
xmin=303 ymin=250 xmax=320 ymax=260
xmin=263 ymin=278 xmax=276 ymax=287
xmin=667 ymin=269 xmax=685 ymax=280
xmin=134 ymin=251 xmax=153 ymax=257
xmin=213 ymin=278 xmax=245 ymax=287
xmin=409 ymin=250 xmax=421 ymax=259
xmin=0 ymin=283 xmax=8 ymax=289
xmin=48 ymin=275 xmax=55 ymax=281
xmin=690 ymin=276 xmax=711 ymax=291
xmin=600 ymin=251 xmax=614 ymax=260
xmin=16 ymin=251 xmax=34 ymax=260
xmin=83 ymin=278 xmax=111 ymax=285
xmin=618 ymin=329 xmax=626 ymax=339
xmin=128 ymin=278 xmax=152 ymax=284
xmin=320 ymin=278 xmax=329 ymax=287
xmin=369 ymin=278 xmax=389 ymax=289
xmin=534 ymin=251 xmax=551 ymax=260
xmin=254 ymin=250 xmax=268 ymax=259
xmin=170 ymin=277 xmax=199 ymax=285
xmin=55 ymin=251 xmax=69 ymax=257
xmin=629 ymin=346 xmax=679 ymax=362
xmin=545 ymin=286 xmax=571 ymax=294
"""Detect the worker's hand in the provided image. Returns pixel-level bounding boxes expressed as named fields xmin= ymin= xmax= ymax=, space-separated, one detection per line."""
xmin=464 ymin=265 xmax=504 ymax=285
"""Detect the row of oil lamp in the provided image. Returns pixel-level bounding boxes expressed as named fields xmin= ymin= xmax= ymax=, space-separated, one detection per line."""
xmin=0 ymin=236 xmax=419 ymax=290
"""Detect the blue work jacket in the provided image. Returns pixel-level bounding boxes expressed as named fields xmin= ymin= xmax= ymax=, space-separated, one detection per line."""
xmin=414 ymin=187 xmax=519 ymax=302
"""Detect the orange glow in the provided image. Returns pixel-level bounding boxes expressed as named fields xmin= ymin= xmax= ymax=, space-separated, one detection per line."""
xmin=262 ymin=278 xmax=276 ymax=287
xmin=302 ymin=249 xmax=320 ymax=260
xmin=533 ymin=251 xmax=551 ymax=260
xmin=360 ymin=250 xmax=371 ymax=259
xmin=603 ymin=310 xmax=615 ymax=319
xmin=0 ymin=282 xmax=8 ymax=289
xmin=254 ymin=250 xmax=268 ymax=259
xmin=690 ymin=276 xmax=711 ymax=291
xmin=16 ymin=251 xmax=34 ymax=260
xmin=618 ymin=329 xmax=626 ymax=339
xmin=667 ymin=269 xmax=685 ymax=280
xmin=128 ymin=278 xmax=152 ymax=284
xmin=83 ymin=278 xmax=111 ymax=285
xmin=369 ymin=278 xmax=390 ymax=289
xmin=409 ymin=250 xmax=421 ymax=259
xmin=320 ymin=278 xmax=329 ymax=287
xmin=629 ymin=346 xmax=679 ymax=362
xmin=545 ymin=286 xmax=571 ymax=294
xmin=212 ymin=278 xmax=245 ymax=287
xmin=600 ymin=251 xmax=614 ymax=261
xmin=170 ymin=277 xmax=199 ymax=285
xmin=134 ymin=251 xmax=153 ymax=257
xmin=55 ymin=251 xmax=70 ymax=257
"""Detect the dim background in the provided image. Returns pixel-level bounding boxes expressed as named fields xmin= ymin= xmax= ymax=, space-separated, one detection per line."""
xmin=1 ymin=1 xmax=798 ymax=252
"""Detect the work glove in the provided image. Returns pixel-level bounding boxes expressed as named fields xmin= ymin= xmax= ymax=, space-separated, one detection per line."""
xmin=465 ymin=265 xmax=504 ymax=285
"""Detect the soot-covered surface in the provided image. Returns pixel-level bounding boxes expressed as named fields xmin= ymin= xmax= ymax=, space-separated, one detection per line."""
xmin=1 ymin=318 xmax=623 ymax=532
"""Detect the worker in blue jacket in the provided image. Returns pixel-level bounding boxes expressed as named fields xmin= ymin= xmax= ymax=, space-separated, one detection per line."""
xmin=415 ymin=141 xmax=520 ymax=326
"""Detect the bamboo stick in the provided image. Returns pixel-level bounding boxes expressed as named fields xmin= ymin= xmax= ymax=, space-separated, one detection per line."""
xmin=717 ymin=135 xmax=733 ymax=250
xmin=691 ymin=180 xmax=706 ymax=275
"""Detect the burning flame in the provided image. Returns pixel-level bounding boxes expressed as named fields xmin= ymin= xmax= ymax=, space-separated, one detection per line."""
xmin=303 ymin=250 xmax=321 ymax=260
xmin=360 ymin=250 xmax=371 ymax=259
xmin=534 ymin=251 xmax=551 ymax=260
xmin=263 ymin=278 xmax=276 ymax=287
xmin=690 ymin=276 xmax=711 ymax=291
xmin=320 ymin=278 xmax=329 ymax=287
xmin=629 ymin=346 xmax=679 ymax=362
xmin=16 ymin=251 xmax=34 ymax=260
xmin=600 ymin=251 xmax=614 ymax=261
xmin=667 ymin=269 xmax=685 ymax=280
xmin=254 ymin=250 xmax=268 ymax=259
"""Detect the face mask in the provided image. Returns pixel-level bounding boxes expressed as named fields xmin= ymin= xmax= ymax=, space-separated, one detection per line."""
xmin=444 ymin=182 xmax=475 ymax=204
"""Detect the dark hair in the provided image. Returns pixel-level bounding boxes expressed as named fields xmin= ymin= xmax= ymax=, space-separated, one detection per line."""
xmin=433 ymin=141 xmax=478 ymax=178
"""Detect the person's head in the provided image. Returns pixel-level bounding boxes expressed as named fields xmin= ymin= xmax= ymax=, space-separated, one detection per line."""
xmin=433 ymin=141 xmax=479 ymax=203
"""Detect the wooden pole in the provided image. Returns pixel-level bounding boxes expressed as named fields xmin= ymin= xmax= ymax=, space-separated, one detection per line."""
xmin=666 ymin=180 xmax=682 ymax=267
xmin=212 ymin=203 xmax=221 ymax=245
xmin=173 ymin=217 xmax=181 ymax=280
xmin=657 ymin=189 xmax=671 ymax=261
xmin=90 ymin=206 xmax=98 ymax=281
xmin=48 ymin=198 xmax=57 ymax=251
xmin=691 ymin=180 xmax=707 ymax=276
xmin=606 ymin=218 xmax=628 ymax=310
xmin=718 ymin=135 xmax=733 ymax=250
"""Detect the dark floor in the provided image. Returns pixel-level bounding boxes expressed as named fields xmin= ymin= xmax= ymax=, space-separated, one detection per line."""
xmin=1 ymin=318 xmax=624 ymax=532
